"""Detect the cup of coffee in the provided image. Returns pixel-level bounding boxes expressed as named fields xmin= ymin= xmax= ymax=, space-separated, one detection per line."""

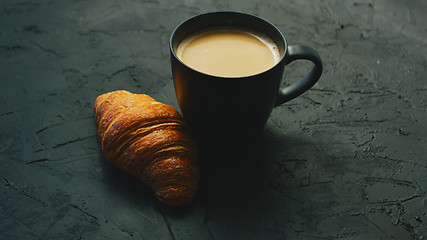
xmin=170 ymin=12 xmax=322 ymax=139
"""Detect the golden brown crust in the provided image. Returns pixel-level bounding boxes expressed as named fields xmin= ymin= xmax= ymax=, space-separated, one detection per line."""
xmin=94 ymin=90 xmax=199 ymax=206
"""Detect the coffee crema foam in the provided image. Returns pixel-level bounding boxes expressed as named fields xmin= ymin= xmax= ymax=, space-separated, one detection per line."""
xmin=176 ymin=27 xmax=281 ymax=77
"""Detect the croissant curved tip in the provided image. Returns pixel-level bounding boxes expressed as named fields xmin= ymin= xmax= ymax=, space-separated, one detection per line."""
xmin=155 ymin=186 xmax=197 ymax=206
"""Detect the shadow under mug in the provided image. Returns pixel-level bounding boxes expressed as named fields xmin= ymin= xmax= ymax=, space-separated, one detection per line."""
xmin=170 ymin=12 xmax=322 ymax=140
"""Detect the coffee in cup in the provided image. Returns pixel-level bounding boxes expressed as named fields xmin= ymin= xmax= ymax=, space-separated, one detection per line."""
xmin=175 ymin=27 xmax=280 ymax=78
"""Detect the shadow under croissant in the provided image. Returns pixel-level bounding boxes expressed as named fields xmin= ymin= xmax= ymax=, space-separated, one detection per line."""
xmin=149 ymin=128 xmax=288 ymax=217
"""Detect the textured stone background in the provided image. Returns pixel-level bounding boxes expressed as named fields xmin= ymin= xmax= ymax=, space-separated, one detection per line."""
xmin=0 ymin=0 xmax=426 ymax=239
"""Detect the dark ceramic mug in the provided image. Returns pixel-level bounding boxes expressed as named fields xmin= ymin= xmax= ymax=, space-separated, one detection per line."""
xmin=170 ymin=12 xmax=322 ymax=139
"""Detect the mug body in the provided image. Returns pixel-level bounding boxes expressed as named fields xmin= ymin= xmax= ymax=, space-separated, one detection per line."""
xmin=170 ymin=12 xmax=287 ymax=138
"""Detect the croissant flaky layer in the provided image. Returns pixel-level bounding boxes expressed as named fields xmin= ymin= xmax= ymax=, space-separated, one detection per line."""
xmin=94 ymin=90 xmax=199 ymax=206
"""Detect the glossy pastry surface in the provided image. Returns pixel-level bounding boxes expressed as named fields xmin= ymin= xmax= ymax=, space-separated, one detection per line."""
xmin=94 ymin=90 xmax=199 ymax=206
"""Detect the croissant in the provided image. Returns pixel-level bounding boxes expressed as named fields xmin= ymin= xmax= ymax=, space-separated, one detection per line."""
xmin=94 ymin=90 xmax=199 ymax=206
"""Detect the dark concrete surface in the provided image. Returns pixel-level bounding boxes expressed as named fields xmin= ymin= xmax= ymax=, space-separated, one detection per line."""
xmin=0 ymin=0 xmax=426 ymax=239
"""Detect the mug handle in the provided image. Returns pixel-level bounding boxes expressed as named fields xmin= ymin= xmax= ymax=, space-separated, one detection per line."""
xmin=275 ymin=45 xmax=323 ymax=107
